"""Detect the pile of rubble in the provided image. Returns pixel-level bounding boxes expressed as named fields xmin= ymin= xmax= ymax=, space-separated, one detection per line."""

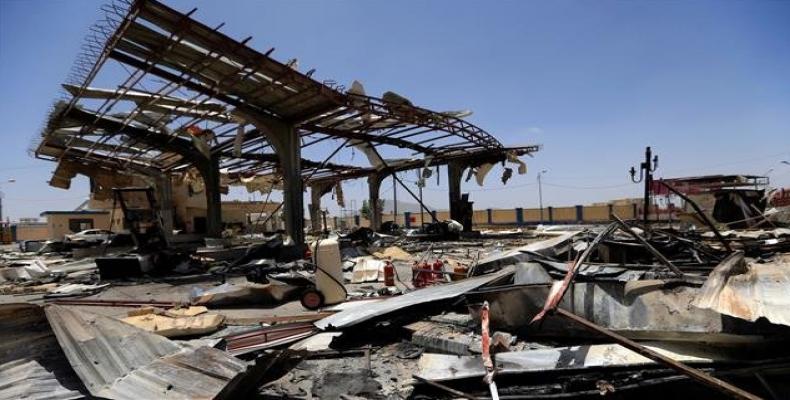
xmin=1 ymin=220 xmax=789 ymax=399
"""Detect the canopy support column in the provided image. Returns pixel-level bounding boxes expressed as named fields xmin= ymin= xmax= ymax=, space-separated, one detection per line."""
xmin=240 ymin=111 xmax=305 ymax=246
xmin=448 ymin=161 xmax=473 ymax=231
xmin=309 ymin=182 xmax=333 ymax=233
xmin=197 ymin=154 xmax=222 ymax=238
xmin=368 ymin=174 xmax=384 ymax=231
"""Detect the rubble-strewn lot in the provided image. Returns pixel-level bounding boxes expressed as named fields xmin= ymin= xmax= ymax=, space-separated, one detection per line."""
xmin=2 ymin=224 xmax=789 ymax=399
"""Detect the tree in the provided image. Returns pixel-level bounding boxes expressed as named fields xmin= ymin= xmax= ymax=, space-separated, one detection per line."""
xmin=360 ymin=200 xmax=370 ymax=219
xmin=360 ymin=199 xmax=383 ymax=220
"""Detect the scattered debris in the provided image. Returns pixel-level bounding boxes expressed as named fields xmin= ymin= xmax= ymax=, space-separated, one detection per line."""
xmin=121 ymin=307 xmax=225 ymax=338
xmin=372 ymin=246 xmax=412 ymax=261
xmin=190 ymin=280 xmax=300 ymax=307
xmin=0 ymin=0 xmax=787 ymax=398
xmin=44 ymin=305 xmax=276 ymax=400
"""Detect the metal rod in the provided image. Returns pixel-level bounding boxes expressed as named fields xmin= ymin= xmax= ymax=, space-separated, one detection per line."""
xmin=48 ymin=299 xmax=176 ymax=307
xmin=611 ymin=213 xmax=683 ymax=276
xmin=555 ymin=307 xmax=762 ymax=400
xmin=412 ymin=375 xmax=479 ymax=400
xmin=253 ymin=138 xmax=351 ymax=230
xmin=754 ymin=372 xmax=779 ymax=400
xmin=658 ymin=180 xmax=732 ymax=252
xmin=367 ymin=145 xmax=438 ymax=224
xmin=531 ymin=223 xmax=618 ymax=323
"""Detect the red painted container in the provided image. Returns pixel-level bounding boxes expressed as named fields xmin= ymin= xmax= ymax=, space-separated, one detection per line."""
xmin=432 ymin=259 xmax=444 ymax=282
xmin=384 ymin=261 xmax=395 ymax=287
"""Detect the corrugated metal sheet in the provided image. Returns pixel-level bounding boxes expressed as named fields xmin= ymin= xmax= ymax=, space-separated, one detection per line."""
xmin=694 ymin=253 xmax=790 ymax=327
xmin=0 ymin=359 xmax=83 ymax=400
xmin=44 ymin=305 xmax=253 ymax=400
xmin=416 ymin=343 xmax=726 ymax=382
xmin=315 ymin=267 xmax=513 ymax=330
xmin=0 ymin=304 xmax=88 ymax=400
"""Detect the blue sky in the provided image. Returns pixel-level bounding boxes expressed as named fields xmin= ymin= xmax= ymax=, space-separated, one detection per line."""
xmin=1 ymin=0 xmax=789 ymax=220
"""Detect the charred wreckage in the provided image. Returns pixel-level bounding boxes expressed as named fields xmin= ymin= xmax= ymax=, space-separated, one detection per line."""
xmin=1 ymin=0 xmax=789 ymax=399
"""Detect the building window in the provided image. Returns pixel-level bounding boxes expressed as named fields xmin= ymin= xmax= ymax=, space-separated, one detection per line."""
xmin=68 ymin=218 xmax=94 ymax=233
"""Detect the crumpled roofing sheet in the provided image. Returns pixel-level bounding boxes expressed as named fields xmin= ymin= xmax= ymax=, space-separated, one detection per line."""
xmin=693 ymin=252 xmax=790 ymax=327
xmin=45 ymin=305 xmax=252 ymax=400
xmin=315 ymin=267 xmax=513 ymax=330
xmin=0 ymin=304 xmax=87 ymax=400
xmin=475 ymin=232 xmax=580 ymax=270
xmin=0 ymin=359 xmax=83 ymax=400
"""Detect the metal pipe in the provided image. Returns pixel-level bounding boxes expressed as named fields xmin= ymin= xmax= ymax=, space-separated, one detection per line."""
xmin=531 ymin=223 xmax=618 ymax=324
xmin=367 ymin=145 xmax=438 ymax=224
xmin=611 ymin=213 xmax=683 ymax=276
xmin=658 ymin=180 xmax=732 ymax=252
xmin=412 ymin=375 xmax=479 ymax=400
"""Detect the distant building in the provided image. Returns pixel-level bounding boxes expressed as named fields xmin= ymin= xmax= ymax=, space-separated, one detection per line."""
xmin=36 ymin=176 xmax=284 ymax=241
xmin=39 ymin=210 xmax=111 ymax=240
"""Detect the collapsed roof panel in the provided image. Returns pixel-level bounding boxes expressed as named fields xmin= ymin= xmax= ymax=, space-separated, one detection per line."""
xmin=44 ymin=304 xmax=255 ymax=400
xmin=0 ymin=304 xmax=88 ymax=400
xmin=315 ymin=267 xmax=514 ymax=330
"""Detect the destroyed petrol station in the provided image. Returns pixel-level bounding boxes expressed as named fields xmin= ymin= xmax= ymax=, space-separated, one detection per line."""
xmin=1 ymin=1 xmax=790 ymax=399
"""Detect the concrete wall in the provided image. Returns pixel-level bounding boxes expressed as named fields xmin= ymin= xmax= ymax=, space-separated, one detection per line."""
xmin=583 ymin=205 xmax=610 ymax=222
xmin=491 ymin=209 xmax=516 ymax=224
xmin=612 ymin=204 xmax=637 ymax=219
xmin=330 ymin=201 xmax=641 ymax=230
xmin=473 ymin=209 xmax=489 ymax=225
xmin=14 ymin=223 xmax=49 ymax=241
xmin=221 ymin=201 xmax=281 ymax=225
xmin=552 ymin=206 xmax=577 ymax=222
xmin=523 ymin=208 xmax=543 ymax=222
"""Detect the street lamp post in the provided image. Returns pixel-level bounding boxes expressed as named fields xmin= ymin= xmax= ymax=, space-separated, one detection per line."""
xmin=538 ymin=170 xmax=547 ymax=224
xmin=629 ymin=147 xmax=659 ymax=228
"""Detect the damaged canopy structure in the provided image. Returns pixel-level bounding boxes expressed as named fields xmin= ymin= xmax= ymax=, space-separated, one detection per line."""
xmin=33 ymin=0 xmax=539 ymax=242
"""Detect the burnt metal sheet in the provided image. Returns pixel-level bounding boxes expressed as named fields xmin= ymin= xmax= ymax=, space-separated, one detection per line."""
xmin=404 ymin=321 xmax=476 ymax=356
xmin=44 ymin=305 xmax=253 ymax=400
xmin=315 ymin=267 xmax=513 ymax=330
xmin=532 ymin=259 xmax=644 ymax=281
xmin=468 ymin=280 xmax=790 ymax=343
xmin=694 ymin=253 xmax=790 ymax=327
xmin=475 ymin=232 xmax=579 ymax=272
xmin=416 ymin=342 xmax=725 ymax=382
